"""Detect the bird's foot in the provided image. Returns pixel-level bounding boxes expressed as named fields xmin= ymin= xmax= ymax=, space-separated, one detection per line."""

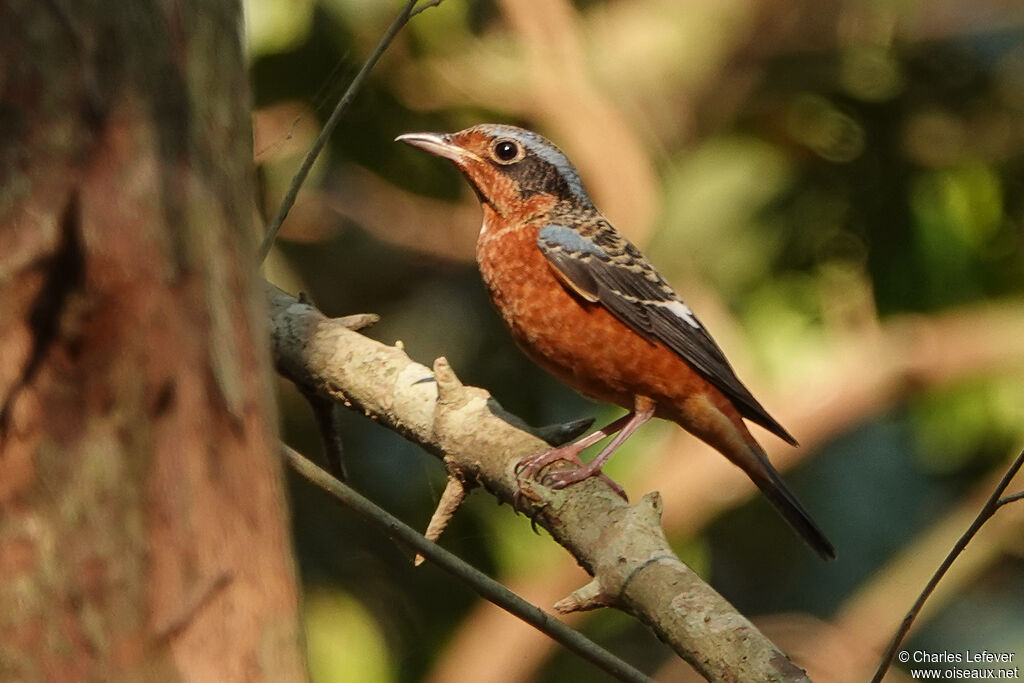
xmin=542 ymin=465 xmax=627 ymax=501
xmin=515 ymin=447 xmax=627 ymax=501
xmin=514 ymin=446 xmax=584 ymax=480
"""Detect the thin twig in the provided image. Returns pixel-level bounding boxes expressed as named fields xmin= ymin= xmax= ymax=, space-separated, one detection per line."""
xmin=305 ymin=390 xmax=348 ymax=479
xmin=257 ymin=0 xmax=445 ymax=262
xmin=281 ymin=443 xmax=655 ymax=683
xmin=871 ymin=448 xmax=1024 ymax=682
xmin=997 ymin=490 xmax=1024 ymax=507
xmin=410 ymin=0 xmax=445 ymax=17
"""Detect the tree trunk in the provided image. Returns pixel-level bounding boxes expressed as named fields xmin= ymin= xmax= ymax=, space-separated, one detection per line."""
xmin=0 ymin=1 xmax=305 ymax=680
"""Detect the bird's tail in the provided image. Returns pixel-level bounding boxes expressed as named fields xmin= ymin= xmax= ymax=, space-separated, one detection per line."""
xmin=741 ymin=445 xmax=836 ymax=561
xmin=670 ymin=394 xmax=835 ymax=559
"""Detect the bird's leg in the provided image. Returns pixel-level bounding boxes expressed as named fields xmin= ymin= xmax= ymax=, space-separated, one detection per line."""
xmin=541 ymin=397 xmax=655 ymax=492
xmin=516 ymin=412 xmax=634 ymax=479
xmin=516 ymin=397 xmax=655 ymax=500
xmin=514 ymin=413 xmax=633 ymax=505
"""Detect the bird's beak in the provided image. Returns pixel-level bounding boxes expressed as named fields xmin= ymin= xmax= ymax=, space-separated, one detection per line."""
xmin=395 ymin=132 xmax=482 ymax=165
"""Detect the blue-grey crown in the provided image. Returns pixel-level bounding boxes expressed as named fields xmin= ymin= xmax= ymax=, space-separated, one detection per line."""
xmin=472 ymin=124 xmax=591 ymax=205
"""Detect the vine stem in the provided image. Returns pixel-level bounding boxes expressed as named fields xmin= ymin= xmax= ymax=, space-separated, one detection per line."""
xmin=257 ymin=0 xmax=445 ymax=262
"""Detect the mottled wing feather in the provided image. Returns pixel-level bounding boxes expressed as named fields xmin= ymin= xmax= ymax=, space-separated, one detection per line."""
xmin=537 ymin=222 xmax=797 ymax=446
xmin=541 ymin=249 xmax=600 ymax=302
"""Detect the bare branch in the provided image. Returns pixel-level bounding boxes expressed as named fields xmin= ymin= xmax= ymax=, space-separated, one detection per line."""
xmin=415 ymin=475 xmax=467 ymax=566
xmin=870 ymin=447 xmax=1024 ymax=682
xmin=267 ymin=282 xmax=812 ymax=682
xmin=410 ymin=0 xmax=446 ymax=17
xmin=997 ymin=490 xmax=1024 ymax=507
xmin=257 ymin=0 xmax=446 ymax=261
xmin=281 ymin=443 xmax=653 ymax=683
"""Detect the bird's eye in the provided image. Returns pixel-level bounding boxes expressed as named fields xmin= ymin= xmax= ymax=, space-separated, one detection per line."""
xmin=492 ymin=139 xmax=520 ymax=163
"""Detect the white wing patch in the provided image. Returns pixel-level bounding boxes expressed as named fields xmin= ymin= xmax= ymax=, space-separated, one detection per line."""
xmin=655 ymin=299 xmax=700 ymax=328
xmin=609 ymin=289 xmax=702 ymax=329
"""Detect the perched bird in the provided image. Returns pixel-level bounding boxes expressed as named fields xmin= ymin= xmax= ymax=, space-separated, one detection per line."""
xmin=397 ymin=124 xmax=835 ymax=560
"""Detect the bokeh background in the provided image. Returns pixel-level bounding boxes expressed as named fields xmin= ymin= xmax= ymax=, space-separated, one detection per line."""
xmin=248 ymin=0 xmax=1024 ymax=680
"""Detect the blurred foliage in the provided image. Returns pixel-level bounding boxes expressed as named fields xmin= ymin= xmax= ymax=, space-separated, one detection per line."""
xmin=248 ymin=0 xmax=1024 ymax=680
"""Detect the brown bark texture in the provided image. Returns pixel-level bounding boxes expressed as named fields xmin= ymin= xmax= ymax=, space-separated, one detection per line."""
xmin=0 ymin=1 xmax=305 ymax=681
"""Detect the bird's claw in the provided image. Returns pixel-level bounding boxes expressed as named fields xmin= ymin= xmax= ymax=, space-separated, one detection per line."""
xmin=514 ymin=447 xmax=579 ymax=482
xmin=540 ymin=468 xmax=628 ymax=501
xmin=510 ymin=486 xmax=539 ymax=513
xmin=511 ymin=483 xmax=551 ymax=534
xmin=515 ymin=447 xmax=629 ymax=502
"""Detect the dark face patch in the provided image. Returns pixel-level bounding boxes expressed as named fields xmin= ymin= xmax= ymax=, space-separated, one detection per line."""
xmin=437 ymin=124 xmax=594 ymax=217
xmin=493 ymin=154 xmax=576 ymax=202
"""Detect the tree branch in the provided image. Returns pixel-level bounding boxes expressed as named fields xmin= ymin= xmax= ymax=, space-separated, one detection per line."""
xmin=870 ymin=447 xmax=1024 ymax=683
xmin=267 ymin=282 xmax=812 ymax=682
xmin=257 ymin=0 xmax=445 ymax=262
xmin=430 ymin=303 xmax=1024 ymax=683
xmin=281 ymin=443 xmax=653 ymax=683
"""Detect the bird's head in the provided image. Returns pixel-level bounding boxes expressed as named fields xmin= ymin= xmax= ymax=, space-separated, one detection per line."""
xmin=396 ymin=124 xmax=593 ymax=221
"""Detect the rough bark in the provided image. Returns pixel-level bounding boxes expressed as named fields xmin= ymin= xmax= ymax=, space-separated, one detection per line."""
xmin=268 ymin=283 xmax=810 ymax=683
xmin=0 ymin=1 xmax=305 ymax=680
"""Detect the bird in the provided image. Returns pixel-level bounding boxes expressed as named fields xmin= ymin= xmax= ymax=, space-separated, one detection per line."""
xmin=397 ymin=124 xmax=835 ymax=560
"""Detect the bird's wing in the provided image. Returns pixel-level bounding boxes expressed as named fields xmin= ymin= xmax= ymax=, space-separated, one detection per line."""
xmin=537 ymin=222 xmax=797 ymax=445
